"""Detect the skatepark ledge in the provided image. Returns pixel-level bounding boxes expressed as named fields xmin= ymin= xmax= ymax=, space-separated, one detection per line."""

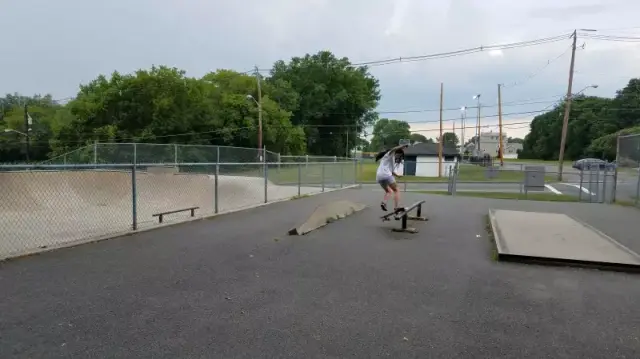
xmin=488 ymin=208 xmax=640 ymax=273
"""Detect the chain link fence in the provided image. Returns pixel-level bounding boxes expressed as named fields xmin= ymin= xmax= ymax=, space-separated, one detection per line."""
xmin=615 ymin=134 xmax=640 ymax=207
xmin=389 ymin=159 xmax=617 ymax=204
xmin=0 ymin=161 xmax=358 ymax=260
xmin=279 ymin=155 xmax=351 ymax=163
xmin=41 ymin=143 xmax=281 ymax=165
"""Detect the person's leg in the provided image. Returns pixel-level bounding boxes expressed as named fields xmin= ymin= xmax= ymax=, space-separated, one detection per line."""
xmin=388 ymin=182 xmax=401 ymax=211
xmin=379 ymin=180 xmax=391 ymax=211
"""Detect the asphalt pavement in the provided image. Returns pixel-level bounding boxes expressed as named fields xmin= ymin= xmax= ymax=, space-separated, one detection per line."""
xmin=2 ymin=189 xmax=640 ymax=358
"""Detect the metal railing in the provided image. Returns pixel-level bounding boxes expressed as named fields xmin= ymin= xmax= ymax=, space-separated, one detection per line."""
xmin=0 ymin=161 xmax=358 ymax=260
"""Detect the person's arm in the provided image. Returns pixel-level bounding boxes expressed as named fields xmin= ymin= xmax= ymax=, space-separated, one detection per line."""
xmin=388 ymin=144 xmax=409 ymax=155
xmin=392 ymin=162 xmax=403 ymax=177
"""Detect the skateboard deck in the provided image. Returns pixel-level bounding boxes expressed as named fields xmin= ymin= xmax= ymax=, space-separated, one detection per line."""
xmin=380 ymin=207 xmax=406 ymax=221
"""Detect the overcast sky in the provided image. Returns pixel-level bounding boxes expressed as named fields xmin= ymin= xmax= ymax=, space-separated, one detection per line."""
xmin=1 ymin=0 xmax=639 ymax=142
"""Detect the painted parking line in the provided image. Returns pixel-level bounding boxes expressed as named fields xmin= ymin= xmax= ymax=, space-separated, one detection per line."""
xmin=562 ymin=183 xmax=595 ymax=196
xmin=544 ymin=184 xmax=562 ymax=194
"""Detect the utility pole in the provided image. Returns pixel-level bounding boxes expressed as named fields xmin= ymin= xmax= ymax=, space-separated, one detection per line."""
xmin=24 ymin=104 xmax=30 ymax=162
xmin=438 ymin=83 xmax=444 ymax=177
xmin=557 ymin=30 xmax=578 ymax=181
xmin=497 ymin=84 xmax=504 ymax=166
xmin=473 ymin=94 xmax=481 ymax=156
xmin=460 ymin=107 xmax=466 ymax=155
xmin=254 ymin=65 xmax=263 ymax=162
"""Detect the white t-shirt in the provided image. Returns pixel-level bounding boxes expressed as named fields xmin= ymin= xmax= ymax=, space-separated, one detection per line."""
xmin=376 ymin=151 xmax=396 ymax=179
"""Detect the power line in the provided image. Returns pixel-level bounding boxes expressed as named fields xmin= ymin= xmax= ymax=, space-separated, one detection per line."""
xmin=579 ymin=33 xmax=640 ymax=42
xmin=502 ymin=45 xmax=574 ymax=89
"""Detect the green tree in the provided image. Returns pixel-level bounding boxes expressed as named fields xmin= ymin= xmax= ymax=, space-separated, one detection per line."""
xmin=52 ymin=66 xmax=305 ymax=159
xmin=0 ymin=94 xmax=62 ymax=162
xmin=439 ymin=132 xmax=459 ymax=147
xmin=410 ymin=133 xmax=429 ymax=143
xmin=368 ymin=119 xmax=411 ymax=150
xmin=507 ymin=137 xmax=523 ymax=143
xmin=520 ymin=95 xmax=616 ymax=160
xmin=268 ymin=50 xmax=381 ymax=156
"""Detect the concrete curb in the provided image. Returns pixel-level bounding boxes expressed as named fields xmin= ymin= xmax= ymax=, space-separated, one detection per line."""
xmin=0 ymin=184 xmax=360 ymax=263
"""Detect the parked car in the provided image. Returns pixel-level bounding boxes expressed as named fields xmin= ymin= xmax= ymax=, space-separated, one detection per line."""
xmin=572 ymin=158 xmax=616 ymax=170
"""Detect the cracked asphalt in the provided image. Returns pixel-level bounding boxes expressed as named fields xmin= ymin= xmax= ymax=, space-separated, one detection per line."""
xmin=1 ymin=189 xmax=639 ymax=358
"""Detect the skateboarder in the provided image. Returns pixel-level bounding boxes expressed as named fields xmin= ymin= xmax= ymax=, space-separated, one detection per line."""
xmin=375 ymin=144 xmax=408 ymax=213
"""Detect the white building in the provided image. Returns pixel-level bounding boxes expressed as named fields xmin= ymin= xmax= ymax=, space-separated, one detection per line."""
xmin=464 ymin=131 xmax=520 ymax=157
xmin=403 ymin=142 xmax=460 ymax=177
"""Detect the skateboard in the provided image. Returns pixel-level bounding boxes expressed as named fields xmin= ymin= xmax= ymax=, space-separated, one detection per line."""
xmin=380 ymin=207 xmax=406 ymax=221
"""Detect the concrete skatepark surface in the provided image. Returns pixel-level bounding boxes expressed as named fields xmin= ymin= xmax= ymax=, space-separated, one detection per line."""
xmin=1 ymin=190 xmax=640 ymax=358
xmin=0 ymin=170 xmax=324 ymax=259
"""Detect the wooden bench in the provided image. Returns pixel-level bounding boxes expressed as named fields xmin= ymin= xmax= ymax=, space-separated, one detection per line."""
xmin=152 ymin=206 xmax=199 ymax=223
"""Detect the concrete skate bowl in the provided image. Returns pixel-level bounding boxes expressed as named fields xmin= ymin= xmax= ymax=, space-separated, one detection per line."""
xmin=0 ymin=170 xmax=325 ymax=259
xmin=0 ymin=170 xmax=134 ymax=258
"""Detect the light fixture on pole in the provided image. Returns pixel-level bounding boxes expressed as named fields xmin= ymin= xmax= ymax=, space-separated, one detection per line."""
xmin=4 ymin=128 xmax=28 ymax=136
xmin=557 ymin=84 xmax=598 ymax=180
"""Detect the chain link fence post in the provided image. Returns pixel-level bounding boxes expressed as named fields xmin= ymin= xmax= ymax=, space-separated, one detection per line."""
xmin=636 ymin=171 xmax=640 ymax=206
xmin=353 ymin=157 xmax=357 ymax=185
xmin=93 ymin=141 xmax=98 ymax=164
xmin=340 ymin=162 xmax=344 ymax=188
xmin=131 ymin=164 xmax=138 ymax=230
xmin=616 ymin=133 xmax=640 ymax=206
xmin=263 ymin=146 xmax=268 ymax=203
xmin=215 ymin=146 xmax=219 ymax=214
xmin=321 ymin=163 xmax=325 ymax=192
xmin=297 ymin=163 xmax=301 ymax=196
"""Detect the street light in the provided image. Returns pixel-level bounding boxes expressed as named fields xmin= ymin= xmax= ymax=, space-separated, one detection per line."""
xmin=246 ymin=94 xmax=263 ymax=161
xmin=4 ymin=128 xmax=27 ymax=136
xmin=575 ymin=84 xmax=598 ymax=96
xmin=557 ymin=84 xmax=598 ymax=180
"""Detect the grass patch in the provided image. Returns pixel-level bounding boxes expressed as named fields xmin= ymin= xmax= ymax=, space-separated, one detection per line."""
xmin=269 ymin=161 xmax=560 ymax=184
xmin=417 ymin=190 xmax=578 ymax=202
xmin=360 ymin=162 xmax=556 ymax=183
xmin=502 ymin=159 xmax=572 ymax=165
xmin=614 ymin=199 xmax=640 ymax=208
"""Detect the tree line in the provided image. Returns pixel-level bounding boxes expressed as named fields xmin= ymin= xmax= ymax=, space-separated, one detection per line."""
xmin=0 ymin=51 xmax=380 ymax=163
xmin=2 ymin=49 xmax=637 ymax=163
xmin=519 ymin=78 xmax=640 ymax=161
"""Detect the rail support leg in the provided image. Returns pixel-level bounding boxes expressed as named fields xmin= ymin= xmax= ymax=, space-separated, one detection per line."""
xmin=407 ymin=203 xmax=428 ymax=221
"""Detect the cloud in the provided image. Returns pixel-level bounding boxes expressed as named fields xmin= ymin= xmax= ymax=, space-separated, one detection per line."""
xmin=0 ymin=0 xmax=639 ymax=141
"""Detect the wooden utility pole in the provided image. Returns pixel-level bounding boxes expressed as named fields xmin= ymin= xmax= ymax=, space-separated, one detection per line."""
xmin=497 ymin=84 xmax=504 ymax=166
xmin=557 ymin=30 xmax=578 ymax=181
xmin=438 ymin=83 xmax=444 ymax=177
xmin=473 ymin=95 xmax=481 ymax=156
